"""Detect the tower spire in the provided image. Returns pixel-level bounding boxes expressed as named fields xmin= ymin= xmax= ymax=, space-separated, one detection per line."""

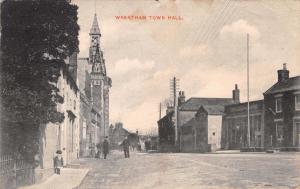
xmin=90 ymin=14 xmax=101 ymax=35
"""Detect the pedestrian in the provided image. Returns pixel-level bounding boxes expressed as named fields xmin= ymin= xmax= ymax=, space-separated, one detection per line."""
xmin=53 ymin=150 xmax=63 ymax=175
xmin=121 ymin=136 xmax=130 ymax=158
xmin=102 ymin=136 xmax=109 ymax=159
xmin=96 ymin=143 xmax=101 ymax=158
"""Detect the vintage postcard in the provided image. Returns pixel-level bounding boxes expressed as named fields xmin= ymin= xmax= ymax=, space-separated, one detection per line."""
xmin=1 ymin=0 xmax=300 ymax=188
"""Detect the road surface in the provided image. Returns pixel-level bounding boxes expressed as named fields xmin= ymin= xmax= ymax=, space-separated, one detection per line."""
xmin=75 ymin=150 xmax=300 ymax=189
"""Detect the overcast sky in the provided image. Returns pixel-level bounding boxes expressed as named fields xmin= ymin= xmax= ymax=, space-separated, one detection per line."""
xmin=73 ymin=0 xmax=300 ymax=133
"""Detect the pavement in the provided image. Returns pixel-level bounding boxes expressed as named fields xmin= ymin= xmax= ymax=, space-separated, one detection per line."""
xmin=19 ymin=168 xmax=89 ymax=189
xmin=75 ymin=150 xmax=300 ymax=189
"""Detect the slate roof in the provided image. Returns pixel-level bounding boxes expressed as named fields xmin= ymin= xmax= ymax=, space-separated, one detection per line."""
xmin=201 ymin=105 xmax=227 ymax=115
xmin=264 ymin=76 xmax=300 ymax=95
xmin=179 ymin=97 xmax=234 ymax=115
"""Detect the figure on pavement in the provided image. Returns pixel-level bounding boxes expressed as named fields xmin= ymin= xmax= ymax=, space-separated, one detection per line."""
xmin=102 ymin=136 xmax=109 ymax=159
xmin=53 ymin=150 xmax=64 ymax=175
xmin=96 ymin=143 xmax=101 ymax=158
xmin=121 ymin=136 xmax=130 ymax=158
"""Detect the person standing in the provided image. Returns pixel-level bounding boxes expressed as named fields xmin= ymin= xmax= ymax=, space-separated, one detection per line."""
xmin=96 ymin=143 xmax=101 ymax=158
xmin=53 ymin=150 xmax=64 ymax=175
xmin=102 ymin=136 xmax=109 ymax=159
xmin=121 ymin=136 xmax=130 ymax=158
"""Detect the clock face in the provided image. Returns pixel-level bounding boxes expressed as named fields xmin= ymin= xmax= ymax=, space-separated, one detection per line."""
xmin=92 ymin=37 xmax=98 ymax=46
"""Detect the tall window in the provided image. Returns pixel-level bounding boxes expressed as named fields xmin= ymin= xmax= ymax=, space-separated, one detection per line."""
xmin=275 ymin=122 xmax=284 ymax=146
xmin=295 ymin=94 xmax=300 ymax=111
xmin=276 ymin=97 xmax=282 ymax=113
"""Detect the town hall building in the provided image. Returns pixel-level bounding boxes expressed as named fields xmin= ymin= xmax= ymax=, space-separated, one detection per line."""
xmin=77 ymin=14 xmax=112 ymax=157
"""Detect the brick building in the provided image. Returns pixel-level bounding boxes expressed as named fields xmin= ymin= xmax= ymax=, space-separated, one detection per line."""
xmin=177 ymin=86 xmax=239 ymax=152
xmin=222 ymin=64 xmax=300 ymax=150
xmin=221 ymin=100 xmax=264 ymax=150
xmin=77 ymin=14 xmax=112 ymax=157
xmin=264 ymin=64 xmax=300 ymax=148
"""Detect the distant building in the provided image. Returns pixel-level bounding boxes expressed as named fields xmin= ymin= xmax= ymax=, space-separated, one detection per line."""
xmin=157 ymin=111 xmax=175 ymax=152
xmin=178 ymin=86 xmax=239 ymax=152
xmin=109 ymin=123 xmax=129 ymax=149
xmin=157 ymin=86 xmax=239 ymax=152
xmin=221 ymin=100 xmax=264 ymax=150
xmin=264 ymin=64 xmax=300 ymax=148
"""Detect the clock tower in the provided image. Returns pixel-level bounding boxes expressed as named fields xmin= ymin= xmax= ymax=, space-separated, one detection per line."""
xmin=89 ymin=14 xmax=112 ymax=140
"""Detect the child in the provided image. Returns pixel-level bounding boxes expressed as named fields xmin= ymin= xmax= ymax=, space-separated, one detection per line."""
xmin=53 ymin=150 xmax=64 ymax=175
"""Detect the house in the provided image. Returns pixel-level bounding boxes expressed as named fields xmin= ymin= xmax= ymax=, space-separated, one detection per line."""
xmin=178 ymin=85 xmax=240 ymax=152
xmin=157 ymin=110 xmax=175 ymax=152
xmin=36 ymin=54 xmax=80 ymax=181
xmin=180 ymin=103 xmax=233 ymax=152
xmin=264 ymin=63 xmax=300 ymax=149
xmin=221 ymin=100 xmax=264 ymax=150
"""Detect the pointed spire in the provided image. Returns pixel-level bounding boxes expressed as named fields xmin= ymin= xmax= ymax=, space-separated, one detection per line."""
xmin=90 ymin=14 xmax=101 ymax=35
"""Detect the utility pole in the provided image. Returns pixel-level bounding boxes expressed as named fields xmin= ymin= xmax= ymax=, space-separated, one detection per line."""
xmin=170 ymin=77 xmax=179 ymax=146
xmin=159 ymin=103 xmax=162 ymax=120
xmin=247 ymin=33 xmax=251 ymax=148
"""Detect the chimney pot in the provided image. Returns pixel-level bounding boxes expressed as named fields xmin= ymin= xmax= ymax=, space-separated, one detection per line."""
xmin=232 ymin=84 xmax=240 ymax=104
xmin=283 ymin=63 xmax=287 ymax=70
xmin=278 ymin=63 xmax=289 ymax=82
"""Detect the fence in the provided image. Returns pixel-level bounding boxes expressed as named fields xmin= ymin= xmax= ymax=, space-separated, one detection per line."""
xmin=0 ymin=155 xmax=35 ymax=189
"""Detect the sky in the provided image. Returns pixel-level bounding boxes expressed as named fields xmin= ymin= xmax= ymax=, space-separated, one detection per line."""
xmin=72 ymin=0 xmax=300 ymax=134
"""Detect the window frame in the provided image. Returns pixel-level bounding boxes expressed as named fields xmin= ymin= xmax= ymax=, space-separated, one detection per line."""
xmin=275 ymin=97 xmax=282 ymax=113
xmin=295 ymin=94 xmax=300 ymax=111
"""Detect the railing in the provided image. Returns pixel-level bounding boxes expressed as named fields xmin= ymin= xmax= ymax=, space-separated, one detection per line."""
xmin=0 ymin=155 xmax=35 ymax=189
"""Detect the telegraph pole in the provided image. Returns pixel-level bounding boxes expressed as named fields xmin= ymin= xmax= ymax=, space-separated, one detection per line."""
xmin=170 ymin=77 xmax=179 ymax=146
xmin=159 ymin=102 xmax=162 ymax=120
xmin=247 ymin=33 xmax=251 ymax=147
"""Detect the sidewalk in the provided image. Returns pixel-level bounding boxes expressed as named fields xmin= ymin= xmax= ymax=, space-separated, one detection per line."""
xmin=19 ymin=168 xmax=89 ymax=189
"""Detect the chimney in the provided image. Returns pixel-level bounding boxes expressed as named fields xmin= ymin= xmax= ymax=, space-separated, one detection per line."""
xmin=178 ymin=91 xmax=185 ymax=106
xmin=232 ymin=84 xmax=240 ymax=103
xmin=277 ymin=63 xmax=289 ymax=82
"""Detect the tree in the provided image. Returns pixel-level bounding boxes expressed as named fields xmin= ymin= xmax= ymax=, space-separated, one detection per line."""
xmin=0 ymin=0 xmax=79 ymax=163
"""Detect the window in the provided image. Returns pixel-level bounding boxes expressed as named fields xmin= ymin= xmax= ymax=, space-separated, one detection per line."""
xmin=83 ymin=120 xmax=87 ymax=140
xmin=275 ymin=122 xmax=284 ymax=146
xmin=295 ymin=94 xmax=300 ymax=111
xmin=275 ymin=97 xmax=282 ymax=113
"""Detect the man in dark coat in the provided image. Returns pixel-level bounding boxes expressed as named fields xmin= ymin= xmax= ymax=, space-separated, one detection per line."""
xmin=102 ymin=136 xmax=109 ymax=159
xmin=121 ymin=136 xmax=130 ymax=158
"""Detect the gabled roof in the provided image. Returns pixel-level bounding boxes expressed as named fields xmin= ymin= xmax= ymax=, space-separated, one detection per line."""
xmin=181 ymin=116 xmax=197 ymax=128
xmin=264 ymin=76 xmax=300 ymax=95
xmin=179 ymin=97 xmax=234 ymax=112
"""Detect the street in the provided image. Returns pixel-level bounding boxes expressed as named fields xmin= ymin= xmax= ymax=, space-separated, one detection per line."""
xmin=75 ymin=151 xmax=300 ymax=189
